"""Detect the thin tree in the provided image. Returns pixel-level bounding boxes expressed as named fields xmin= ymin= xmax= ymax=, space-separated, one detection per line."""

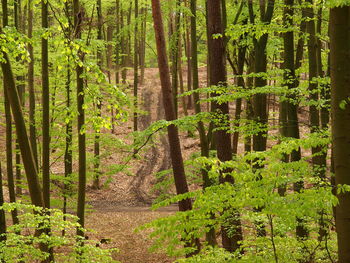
xmin=133 ymin=0 xmax=139 ymax=145
xmin=151 ymin=0 xmax=200 ymax=253
xmin=93 ymin=0 xmax=103 ymax=189
xmin=2 ymin=0 xmax=19 ymax=226
xmin=28 ymin=0 xmax=38 ymax=167
xmin=190 ymin=0 xmax=216 ymax=246
xmin=42 ymin=0 xmax=51 ymax=209
xmin=0 ymin=162 xmax=6 ymax=242
xmin=73 ymin=0 xmax=87 ymax=236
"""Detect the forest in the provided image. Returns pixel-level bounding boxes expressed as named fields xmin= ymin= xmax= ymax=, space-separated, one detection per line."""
xmin=0 ymin=0 xmax=350 ymax=262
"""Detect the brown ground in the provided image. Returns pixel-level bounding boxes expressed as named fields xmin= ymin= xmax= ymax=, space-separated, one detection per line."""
xmin=0 ymin=66 xmax=310 ymax=263
xmin=83 ymin=68 xmax=204 ymax=263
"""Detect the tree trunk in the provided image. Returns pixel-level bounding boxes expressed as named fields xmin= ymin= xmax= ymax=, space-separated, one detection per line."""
xmin=2 ymin=0 xmax=19 ymax=226
xmin=73 ymin=0 xmax=86 ymax=236
xmin=330 ymin=6 xmax=350 ymax=263
xmin=151 ymin=0 xmax=200 ymax=253
xmin=207 ymin=0 xmax=242 ymax=252
xmin=42 ymin=0 xmax=51 ymax=210
xmin=133 ymin=0 xmax=139 ymax=140
xmin=0 ymin=162 xmax=6 ymax=242
xmin=28 ymin=0 xmax=38 ymax=168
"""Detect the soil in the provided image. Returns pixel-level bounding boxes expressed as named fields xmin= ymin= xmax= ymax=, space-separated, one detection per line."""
xmin=84 ymin=68 xmax=201 ymax=263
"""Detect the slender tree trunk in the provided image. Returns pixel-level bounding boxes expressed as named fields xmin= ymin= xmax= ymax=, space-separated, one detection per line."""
xmin=207 ymin=0 xmax=242 ymax=252
xmin=139 ymin=6 xmax=147 ymax=85
xmin=133 ymin=0 xmax=139 ymax=140
xmin=306 ymin=0 xmax=323 ymax=181
xmin=73 ymin=0 xmax=86 ymax=236
xmin=190 ymin=0 xmax=216 ymax=245
xmin=93 ymin=0 xmax=103 ymax=189
xmin=151 ymin=0 xmax=200 ymax=254
xmin=171 ymin=0 xmax=180 ymax=118
xmin=178 ymin=33 xmax=188 ymax=116
xmin=42 ymin=0 xmax=51 ymax=210
xmin=121 ymin=7 xmax=127 ymax=83
xmin=0 ymin=162 xmax=6 ymax=242
xmin=63 ymin=61 xmax=73 ymax=236
xmin=115 ymin=0 xmax=120 ymax=86
xmin=232 ymin=42 xmax=246 ymax=154
xmin=184 ymin=5 xmax=192 ymax=109
xmin=2 ymin=0 xmax=19 ymax=226
xmin=330 ymin=6 xmax=350 ymax=263
xmin=28 ymin=0 xmax=37 ymax=168
xmin=14 ymin=0 xmax=23 ymax=197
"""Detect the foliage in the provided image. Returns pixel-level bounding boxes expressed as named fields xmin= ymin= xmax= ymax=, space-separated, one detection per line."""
xmin=0 ymin=203 xmax=118 ymax=263
xmin=139 ymin=131 xmax=337 ymax=262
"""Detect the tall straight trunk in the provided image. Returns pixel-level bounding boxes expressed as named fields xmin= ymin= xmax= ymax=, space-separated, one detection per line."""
xmin=106 ymin=24 xmax=113 ymax=83
xmin=248 ymin=0 xmax=275 ymax=238
xmin=306 ymin=0 xmax=323 ymax=179
xmin=115 ymin=0 xmax=120 ymax=86
xmin=171 ymin=0 xmax=180 ymax=118
xmin=244 ymin=54 xmax=254 ymax=154
xmin=249 ymin=0 xmax=275 ymax=154
xmin=152 ymin=0 xmax=192 ymax=213
xmin=207 ymin=0 xmax=242 ymax=252
xmin=121 ymin=7 xmax=127 ymax=83
xmin=178 ymin=32 xmax=188 ymax=116
xmin=127 ymin=2 xmax=132 ymax=68
xmin=14 ymin=0 xmax=23 ymax=196
xmin=0 ymin=163 xmax=6 ymax=242
xmin=139 ymin=6 xmax=147 ymax=85
xmin=41 ymin=2 xmax=54 ymax=259
xmin=232 ymin=43 xmax=246 ymax=154
xmin=2 ymin=0 xmax=19 ymax=226
xmin=151 ymin=0 xmax=200 ymax=253
xmin=93 ymin=0 xmax=103 ymax=189
xmin=283 ymin=0 xmax=308 ymax=239
xmin=73 ymin=0 xmax=86 ymax=236
xmin=184 ymin=2 xmax=192 ymax=109
xmin=316 ymin=6 xmax=329 ymax=241
xmin=133 ymin=0 xmax=139 ymax=136
xmin=42 ymin=0 xmax=50 ymax=209
xmin=330 ymin=6 xmax=350 ymax=263
xmin=28 ymin=0 xmax=37 ymax=168
xmin=191 ymin=0 xmax=216 ymax=245
xmin=63 ymin=61 xmax=73 ymax=235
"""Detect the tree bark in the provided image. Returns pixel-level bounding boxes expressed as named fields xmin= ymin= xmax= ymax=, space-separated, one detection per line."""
xmin=330 ymin=6 xmax=350 ymax=263
xmin=73 ymin=0 xmax=86 ymax=236
xmin=207 ymin=0 xmax=242 ymax=252
xmin=151 ymin=0 xmax=200 ymax=254
xmin=42 ymin=0 xmax=51 ymax=210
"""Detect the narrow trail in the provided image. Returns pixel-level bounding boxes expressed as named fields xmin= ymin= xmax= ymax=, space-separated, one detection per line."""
xmin=86 ymin=69 xmax=175 ymax=263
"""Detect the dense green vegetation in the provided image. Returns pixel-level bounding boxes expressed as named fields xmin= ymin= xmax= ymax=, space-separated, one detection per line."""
xmin=1 ymin=0 xmax=350 ymax=262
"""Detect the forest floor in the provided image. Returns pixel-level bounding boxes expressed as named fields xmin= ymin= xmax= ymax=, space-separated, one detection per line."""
xmin=0 ymin=66 xmax=313 ymax=263
xmin=83 ymin=67 xmax=208 ymax=263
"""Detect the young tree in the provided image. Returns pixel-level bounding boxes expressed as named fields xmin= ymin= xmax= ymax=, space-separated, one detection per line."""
xmin=73 ymin=0 xmax=87 ymax=236
xmin=1 ymin=0 xmax=19 ymax=226
xmin=42 ymin=0 xmax=51 ymax=209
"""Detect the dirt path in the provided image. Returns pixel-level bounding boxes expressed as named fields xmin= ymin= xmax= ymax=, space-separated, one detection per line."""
xmin=86 ymin=68 xmax=175 ymax=263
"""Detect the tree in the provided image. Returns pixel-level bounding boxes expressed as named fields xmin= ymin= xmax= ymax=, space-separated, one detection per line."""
xmin=151 ymin=0 xmax=200 ymax=253
xmin=73 ymin=0 xmax=87 ymax=236
xmin=207 ymin=0 xmax=242 ymax=252
xmin=330 ymin=5 xmax=350 ymax=263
